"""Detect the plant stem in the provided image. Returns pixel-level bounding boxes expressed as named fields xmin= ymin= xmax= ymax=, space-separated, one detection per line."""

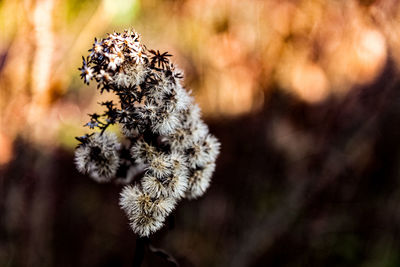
xmin=133 ymin=237 xmax=148 ymax=267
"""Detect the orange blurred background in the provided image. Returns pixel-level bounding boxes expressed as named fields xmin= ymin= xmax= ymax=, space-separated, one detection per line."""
xmin=3 ymin=0 xmax=400 ymax=266
xmin=1 ymin=0 xmax=400 ymax=165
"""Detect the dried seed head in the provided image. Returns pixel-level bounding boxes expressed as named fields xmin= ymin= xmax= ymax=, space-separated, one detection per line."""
xmin=187 ymin=133 xmax=221 ymax=168
xmin=145 ymin=153 xmax=173 ymax=179
xmin=76 ymin=29 xmax=221 ymax=237
xmin=130 ymin=139 xmax=158 ymax=165
xmin=119 ymin=185 xmax=176 ymax=236
xmin=142 ymin=171 xmax=188 ymax=199
xmin=185 ymin=162 xmax=216 ymax=200
xmin=74 ymin=132 xmax=120 ymax=182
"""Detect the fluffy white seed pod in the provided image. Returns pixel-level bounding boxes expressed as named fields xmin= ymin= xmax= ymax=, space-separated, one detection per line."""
xmin=203 ymin=134 xmax=221 ymax=164
xmin=182 ymin=102 xmax=202 ymax=127
xmin=119 ymin=185 xmax=176 ymax=236
xmin=187 ymin=133 xmax=221 ymax=168
xmin=174 ymin=85 xmax=192 ymax=112
xmin=141 ymin=151 xmax=189 ymax=199
xmin=136 ymin=103 xmax=159 ymax=122
xmin=152 ymin=70 xmax=175 ymax=94
xmin=120 ymin=124 xmax=140 ymax=138
xmin=145 ymin=153 xmax=173 ymax=178
xmin=129 ymin=213 xmax=164 ymax=237
xmin=142 ymin=171 xmax=188 ymax=199
xmin=152 ymin=83 xmax=190 ymax=114
xmin=74 ymin=132 xmax=120 ymax=183
xmin=167 ymin=117 xmax=209 ymax=153
xmin=130 ymin=139 xmax=158 ymax=165
xmin=152 ymin=195 xmax=177 ymax=218
xmin=75 ymin=145 xmax=90 ymax=174
xmin=141 ymin=175 xmax=165 ymax=198
xmin=150 ymin=110 xmax=181 ymax=135
xmin=169 ymin=151 xmax=189 ymax=176
xmin=189 ymin=119 xmax=210 ymax=144
xmin=147 ymin=82 xmax=174 ymax=103
xmin=168 ymin=128 xmax=193 ymax=151
xmin=185 ymin=162 xmax=216 ymax=200
xmin=120 ymin=185 xmax=151 ymax=215
xmin=113 ymin=61 xmax=148 ymax=88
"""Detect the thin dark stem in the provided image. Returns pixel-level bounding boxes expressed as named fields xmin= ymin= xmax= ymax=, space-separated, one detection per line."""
xmin=133 ymin=237 xmax=148 ymax=267
xmin=100 ymin=122 xmax=111 ymax=135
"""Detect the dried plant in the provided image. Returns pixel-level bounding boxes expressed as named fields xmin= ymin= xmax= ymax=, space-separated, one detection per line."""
xmin=74 ymin=29 xmax=220 ymax=238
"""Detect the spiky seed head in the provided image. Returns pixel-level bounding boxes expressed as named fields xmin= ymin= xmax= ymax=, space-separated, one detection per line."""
xmin=119 ymin=185 xmax=176 ymax=236
xmin=185 ymin=162 xmax=216 ymax=200
xmin=74 ymin=132 xmax=120 ymax=183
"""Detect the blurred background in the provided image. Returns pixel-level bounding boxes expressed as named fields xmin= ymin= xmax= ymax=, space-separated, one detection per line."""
xmin=2 ymin=0 xmax=400 ymax=266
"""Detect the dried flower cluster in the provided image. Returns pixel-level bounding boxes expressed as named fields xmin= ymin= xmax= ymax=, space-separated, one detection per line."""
xmin=74 ymin=29 xmax=220 ymax=237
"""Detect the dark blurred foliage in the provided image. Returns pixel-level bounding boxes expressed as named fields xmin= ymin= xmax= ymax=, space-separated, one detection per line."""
xmin=3 ymin=0 xmax=400 ymax=266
